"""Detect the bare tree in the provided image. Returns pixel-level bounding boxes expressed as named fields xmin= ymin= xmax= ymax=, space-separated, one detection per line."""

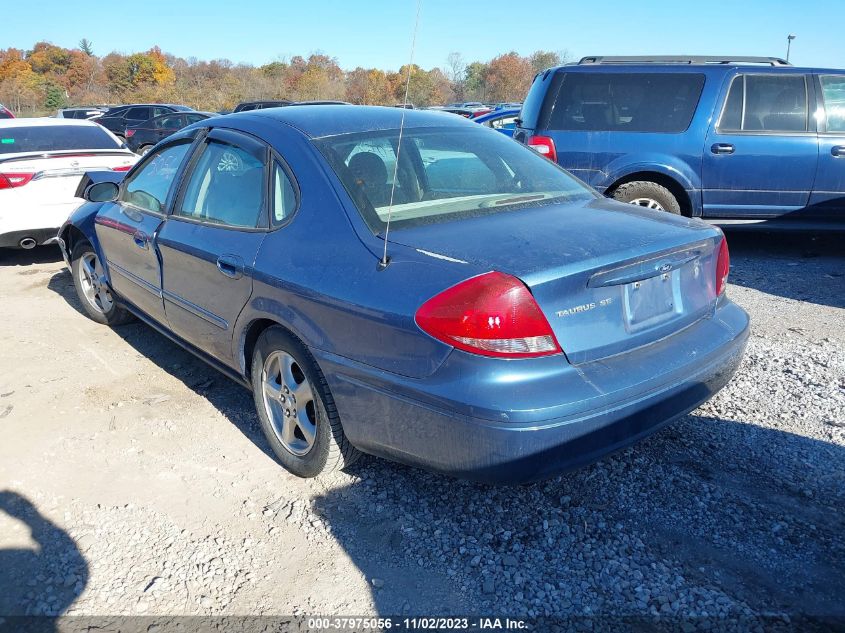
xmin=446 ymin=52 xmax=466 ymax=101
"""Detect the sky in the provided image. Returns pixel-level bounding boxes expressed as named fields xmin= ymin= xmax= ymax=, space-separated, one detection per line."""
xmin=5 ymin=0 xmax=845 ymax=71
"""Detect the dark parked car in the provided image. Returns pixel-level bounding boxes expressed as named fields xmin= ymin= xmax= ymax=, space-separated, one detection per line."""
xmin=515 ymin=55 xmax=845 ymax=228
xmin=233 ymin=100 xmax=292 ymax=112
xmin=126 ymin=111 xmax=214 ymax=155
xmin=58 ymin=106 xmax=748 ymax=483
xmin=95 ymin=104 xmax=193 ymax=141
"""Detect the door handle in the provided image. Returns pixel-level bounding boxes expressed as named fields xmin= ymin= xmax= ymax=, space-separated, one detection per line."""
xmin=216 ymin=255 xmax=244 ymax=279
xmin=831 ymin=146 xmax=845 ymax=157
xmin=711 ymin=143 xmax=735 ymax=155
xmin=132 ymin=231 xmax=149 ymax=249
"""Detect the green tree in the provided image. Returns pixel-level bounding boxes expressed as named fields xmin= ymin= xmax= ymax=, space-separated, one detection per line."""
xmin=79 ymin=39 xmax=94 ymax=56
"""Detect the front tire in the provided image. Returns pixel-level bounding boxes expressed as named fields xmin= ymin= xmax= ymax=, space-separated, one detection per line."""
xmin=611 ymin=181 xmax=681 ymax=214
xmin=70 ymin=241 xmax=134 ymax=325
xmin=251 ymin=326 xmax=360 ymax=478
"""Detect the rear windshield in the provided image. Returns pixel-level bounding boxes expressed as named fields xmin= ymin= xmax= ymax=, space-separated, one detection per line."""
xmin=0 ymin=125 xmax=121 ymax=154
xmin=548 ymin=72 xmax=705 ymax=133
xmin=316 ymin=126 xmax=595 ymax=233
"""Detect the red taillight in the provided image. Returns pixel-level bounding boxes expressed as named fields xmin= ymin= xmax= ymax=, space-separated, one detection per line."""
xmin=125 ymin=129 xmax=135 ymax=138
xmin=112 ymin=165 xmax=132 ymax=172
xmin=715 ymin=236 xmax=730 ymax=296
xmin=415 ymin=271 xmax=562 ymax=358
xmin=527 ymin=135 xmax=557 ymax=163
xmin=0 ymin=172 xmax=35 ymax=190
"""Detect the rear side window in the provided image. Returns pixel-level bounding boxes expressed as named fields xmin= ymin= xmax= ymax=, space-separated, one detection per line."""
xmin=718 ymin=74 xmax=808 ymax=133
xmin=156 ymin=115 xmax=183 ymax=129
xmin=272 ymin=162 xmax=297 ymax=224
xmin=176 ymin=140 xmax=266 ymax=228
xmin=820 ymin=75 xmax=845 ymax=133
xmin=549 ymin=72 xmax=705 ymax=133
xmin=0 ymin=125 xmax=121 ymax=154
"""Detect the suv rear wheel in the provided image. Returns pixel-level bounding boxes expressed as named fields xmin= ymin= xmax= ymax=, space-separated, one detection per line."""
xmin=611 ymin=181 xmax=681 ymax=215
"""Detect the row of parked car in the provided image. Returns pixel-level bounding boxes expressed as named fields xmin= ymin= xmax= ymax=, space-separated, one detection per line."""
xmin=3 ymin=54 xmax=843 ymax=255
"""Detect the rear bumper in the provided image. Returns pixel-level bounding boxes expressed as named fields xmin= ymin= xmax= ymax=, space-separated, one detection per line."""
xmin=0 ymin=227 xmax=60 ymax=248
xmin=317 ymin=300 xmax=750 ymax=483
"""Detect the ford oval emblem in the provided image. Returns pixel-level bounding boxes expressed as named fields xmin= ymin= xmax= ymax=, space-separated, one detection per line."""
xmin=657 ymin=262 xmax=672 ymax=273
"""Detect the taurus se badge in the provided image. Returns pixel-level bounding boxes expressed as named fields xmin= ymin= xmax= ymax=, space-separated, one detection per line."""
xmin=556 ymin=297 xmax=613 ymax=318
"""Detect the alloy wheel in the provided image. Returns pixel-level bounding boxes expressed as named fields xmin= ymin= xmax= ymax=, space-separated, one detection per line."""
xmin=261 ymin=350 xmax=317 ymax=456
xmin=78 ymin=252 xmax=114 ymax=314
xmin=629 ymin=197 xmax=665 ymax=211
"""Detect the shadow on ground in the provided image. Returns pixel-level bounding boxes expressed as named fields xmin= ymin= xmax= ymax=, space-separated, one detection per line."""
xmin=0 ymin=246 xmax=63 ymax=268
xmin=46 ymin=269 xmax=277 ymax=464
xmin=724 ymin=229 xmax=844 ymax=308
xmin=0 ymin=490 xmax=88 ymax=621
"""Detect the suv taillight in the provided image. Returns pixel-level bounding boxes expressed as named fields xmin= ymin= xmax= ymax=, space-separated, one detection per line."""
xmin=125 ymin=129 xmax=135 ymax=138
xmin=715 ymin=236 xmax=730 ymax=296
xmin=0 ymin=172 xmax=35 ymax=189
xmin=415 ymin=272 xmax=562 ymax=358
xmin=527 ymin=135 xmax=557 ymax=163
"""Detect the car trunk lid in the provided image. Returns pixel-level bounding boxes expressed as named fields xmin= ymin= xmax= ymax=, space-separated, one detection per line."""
xmin=388 ymin=197 xmax=723 ymax=364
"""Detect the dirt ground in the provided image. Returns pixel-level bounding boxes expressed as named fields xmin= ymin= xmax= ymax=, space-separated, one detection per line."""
xmin=0 ymin=230 xmax=842 ymax=623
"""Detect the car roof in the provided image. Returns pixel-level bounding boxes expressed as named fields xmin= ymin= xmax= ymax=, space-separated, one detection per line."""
xmin=241 ymin=105 xmax=473 ymax=138
xmin=552 ymin=62 xmax=845 ymax=74
xmin=0 ymin=117 xmax=103 ymax=128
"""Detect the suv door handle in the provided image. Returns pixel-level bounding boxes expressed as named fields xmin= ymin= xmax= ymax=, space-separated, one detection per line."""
xmin=711 ymin=143 xmax=735 ymax=155
xmin=132 ymin=231 xmax=149 ymax=249
xmin=216 ymin=254 xmax=244 ymax=279
xmin=831 ymin=146 xmax=845 ymax=157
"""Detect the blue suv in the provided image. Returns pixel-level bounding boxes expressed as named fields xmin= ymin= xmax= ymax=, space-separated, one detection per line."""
xmin=514 ymin=56 xmax=845 ymax=227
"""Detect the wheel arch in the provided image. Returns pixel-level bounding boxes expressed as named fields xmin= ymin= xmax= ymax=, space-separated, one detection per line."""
xmin=238 ymin=317 xmax=311 ymax=384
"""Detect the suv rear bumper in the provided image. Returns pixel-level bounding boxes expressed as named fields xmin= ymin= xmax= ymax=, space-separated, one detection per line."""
xmin=316 ymin=300 xmax=750 ymax=483
xmin=0 ymin=228 xmax=60 ymax=249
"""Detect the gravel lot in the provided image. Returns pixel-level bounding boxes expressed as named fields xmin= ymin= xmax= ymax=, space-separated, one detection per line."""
xmin=0 ymin=230 xmax=842 ymax=626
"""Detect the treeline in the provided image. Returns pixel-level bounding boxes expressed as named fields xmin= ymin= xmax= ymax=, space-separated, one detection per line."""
xmin=0 ymin=41 xmax=566 ymax=115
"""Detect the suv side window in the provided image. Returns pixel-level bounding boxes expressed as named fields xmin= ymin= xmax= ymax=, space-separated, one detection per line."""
xmin=125 ymin=106 xmax=151 ymax=120
xmin=819 ymin=75 xmax=845 ymax=133
xmin=548 ymin=72 xmax=705 ymax=133
xmin=719 ymin=74 xmax=808 ymax=133
xmin=176 ymin=140 xmax=266 ymax=228
xmin=121 ymin=142 xmax=192 ymax=214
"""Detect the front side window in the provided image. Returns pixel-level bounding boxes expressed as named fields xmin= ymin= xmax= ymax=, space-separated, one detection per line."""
xmin=549 ymin=72 xmax=705 ymax=133
xmin=718 ymin=74 xmax=808 ymax=133
xmin=820 ymin=75 xmax=845 ymax=133
xmin=317 ymin=126 xmax=595 ymax=233
xmin=176 ymin=140 xmax=266 ymax=228
xmin=121 ymin=142 xmax=191 ymax=213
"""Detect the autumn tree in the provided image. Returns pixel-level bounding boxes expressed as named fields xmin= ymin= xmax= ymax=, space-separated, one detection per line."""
xmin=485 ymin=52 xmax=533 ymax=102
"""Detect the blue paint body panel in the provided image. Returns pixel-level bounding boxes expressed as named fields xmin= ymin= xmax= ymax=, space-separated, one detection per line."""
xmin=59 ymin=106 xmax=750 ymax=482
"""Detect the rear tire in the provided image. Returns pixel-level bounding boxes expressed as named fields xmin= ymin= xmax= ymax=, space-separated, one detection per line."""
xmin=611 ymin=181 xmax=681 ymax=214
xmin=70 ymin=241 xmax=134 ymax=325
xmin=251 ymin=326 xmax=361 ymax=478
xmin=138 ymin=144 xmax=154 ymax=156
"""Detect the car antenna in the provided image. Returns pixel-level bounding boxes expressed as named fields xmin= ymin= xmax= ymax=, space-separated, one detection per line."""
xmin=379 ymin=0 xmax=422 ymax=271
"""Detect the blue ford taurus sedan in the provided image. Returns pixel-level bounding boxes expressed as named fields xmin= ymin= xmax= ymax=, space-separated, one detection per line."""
xmin=58 ymin=106 xmax=749 ymax=483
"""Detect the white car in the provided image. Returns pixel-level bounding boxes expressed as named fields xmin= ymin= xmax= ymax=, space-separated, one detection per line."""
xmin=0 ymin=118 xmax=137 ymax=249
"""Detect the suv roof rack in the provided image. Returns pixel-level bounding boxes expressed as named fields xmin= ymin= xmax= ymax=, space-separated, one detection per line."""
xmin=578 ymin=55 xmax=791 ymax=67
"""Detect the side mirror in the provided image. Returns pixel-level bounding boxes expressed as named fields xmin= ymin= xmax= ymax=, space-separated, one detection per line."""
xmin=85 ymin=181 xmax=119 ymax=203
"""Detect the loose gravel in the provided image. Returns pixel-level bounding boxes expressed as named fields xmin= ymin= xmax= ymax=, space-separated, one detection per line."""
xmin=0 ymin=231 xmax=842 ymax=624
